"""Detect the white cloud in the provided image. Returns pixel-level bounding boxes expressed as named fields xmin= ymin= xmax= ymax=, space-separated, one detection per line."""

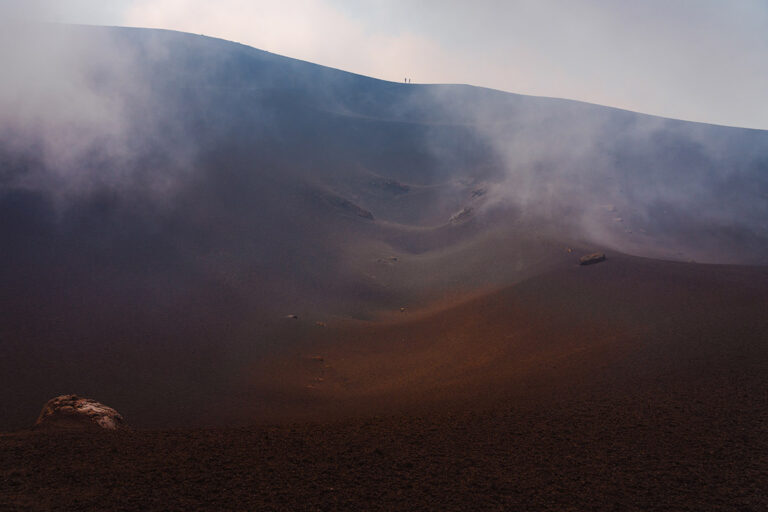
xmin=120 ymin=0 xmax=768 ymax=129
xmin=0 ymin=0 xmax=131 ymax=25
xmin=5 ymin=0 xmax=767 ymax=128
xmin=123 ymin=0 xmax=450 ymax=84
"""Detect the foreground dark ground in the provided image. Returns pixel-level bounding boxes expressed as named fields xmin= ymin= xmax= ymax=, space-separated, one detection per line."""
xmin=2 ymin=391 xmax=766 ymax=511
xmin=3 ymin=256 xmax=768 ymax=511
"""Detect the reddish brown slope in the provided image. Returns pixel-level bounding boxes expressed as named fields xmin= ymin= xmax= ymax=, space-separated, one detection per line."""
xmin=2 ymin=254 xmax=767 ymax=511
xmin=246 ymin=253 xmax=768 ymax=422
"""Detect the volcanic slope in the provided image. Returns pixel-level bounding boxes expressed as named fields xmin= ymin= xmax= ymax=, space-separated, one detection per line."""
xmin=1 ymin=25 xmax=768 ymax=432
xmin=248 ymin=253 xmax=768 ymax=422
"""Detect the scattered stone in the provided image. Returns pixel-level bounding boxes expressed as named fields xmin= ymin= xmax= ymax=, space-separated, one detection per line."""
xmin=579 ymin=253 xmax=606 ymax=266
xmin=326 ymin=195 xmax=374 ymax=220
xmin=286 ymin=314 xmax=299 ymax=320
xmin=315 ymin=321 xmax=326 ymax=327
xmin=471 ymin=188 xmax=486 ymax=198
xmin=372 ymin=179 xmax=410 ymax=195
xmin=449 ymin=207 xmax=472 ymax=224
xmin=399 ymin=307 xmax=407 ymax=313
xmin=34 ymin=395 xmax=126 ymax=431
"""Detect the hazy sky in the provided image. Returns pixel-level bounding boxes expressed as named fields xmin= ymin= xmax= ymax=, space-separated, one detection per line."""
xmin=6 ymin=0 xmax=768 ymax=129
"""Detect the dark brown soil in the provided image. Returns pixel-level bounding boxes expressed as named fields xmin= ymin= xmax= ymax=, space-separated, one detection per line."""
xmin=2 ymin=255 xmax=767 ymax=511
xmin=2 ymin=395 xmax=766 ymax=511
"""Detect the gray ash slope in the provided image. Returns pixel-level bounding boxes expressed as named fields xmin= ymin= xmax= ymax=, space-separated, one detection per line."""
xmin=1 ymin=25 xmax=767 ymax=430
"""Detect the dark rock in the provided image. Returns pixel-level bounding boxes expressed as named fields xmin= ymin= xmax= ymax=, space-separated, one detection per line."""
xmin=579 ymin=253 xmax=606 ymax=265
xmin=449 ymin=207 xmax=472 ymax=224
xmin=34 ymin=395 xmax=126 ymax=431
xmin=325 ymin=195 xmax=374 ymax=220
xmin=372 ymin=179 xmax=410 ymax=195
xmin=376 ymin=256 xmax=399 ymax=266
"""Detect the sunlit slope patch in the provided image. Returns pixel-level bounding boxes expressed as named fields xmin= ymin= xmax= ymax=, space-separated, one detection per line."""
xmin=245 ymin=254 xmax=768 ymax=421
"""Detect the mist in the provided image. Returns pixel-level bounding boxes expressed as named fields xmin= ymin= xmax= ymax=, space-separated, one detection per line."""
xmin=415 ymin=85 xmax=768 ymax=264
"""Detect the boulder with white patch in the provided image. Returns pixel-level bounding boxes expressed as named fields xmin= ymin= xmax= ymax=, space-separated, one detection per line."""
xmin=34 ymin=395 xmax=126 ymax=431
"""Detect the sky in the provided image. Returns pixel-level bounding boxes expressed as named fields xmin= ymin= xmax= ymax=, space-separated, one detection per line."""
xmin=4 ymin=0 xmax=768 ymax=129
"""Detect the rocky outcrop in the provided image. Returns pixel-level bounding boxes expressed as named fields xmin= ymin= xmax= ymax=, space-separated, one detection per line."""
xmin=34 ymin=395 xmax=126 ymax=431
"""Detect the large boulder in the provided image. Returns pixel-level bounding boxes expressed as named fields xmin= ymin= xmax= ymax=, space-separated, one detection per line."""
xmin=34 ymin=395 xmax=126 ymax=431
